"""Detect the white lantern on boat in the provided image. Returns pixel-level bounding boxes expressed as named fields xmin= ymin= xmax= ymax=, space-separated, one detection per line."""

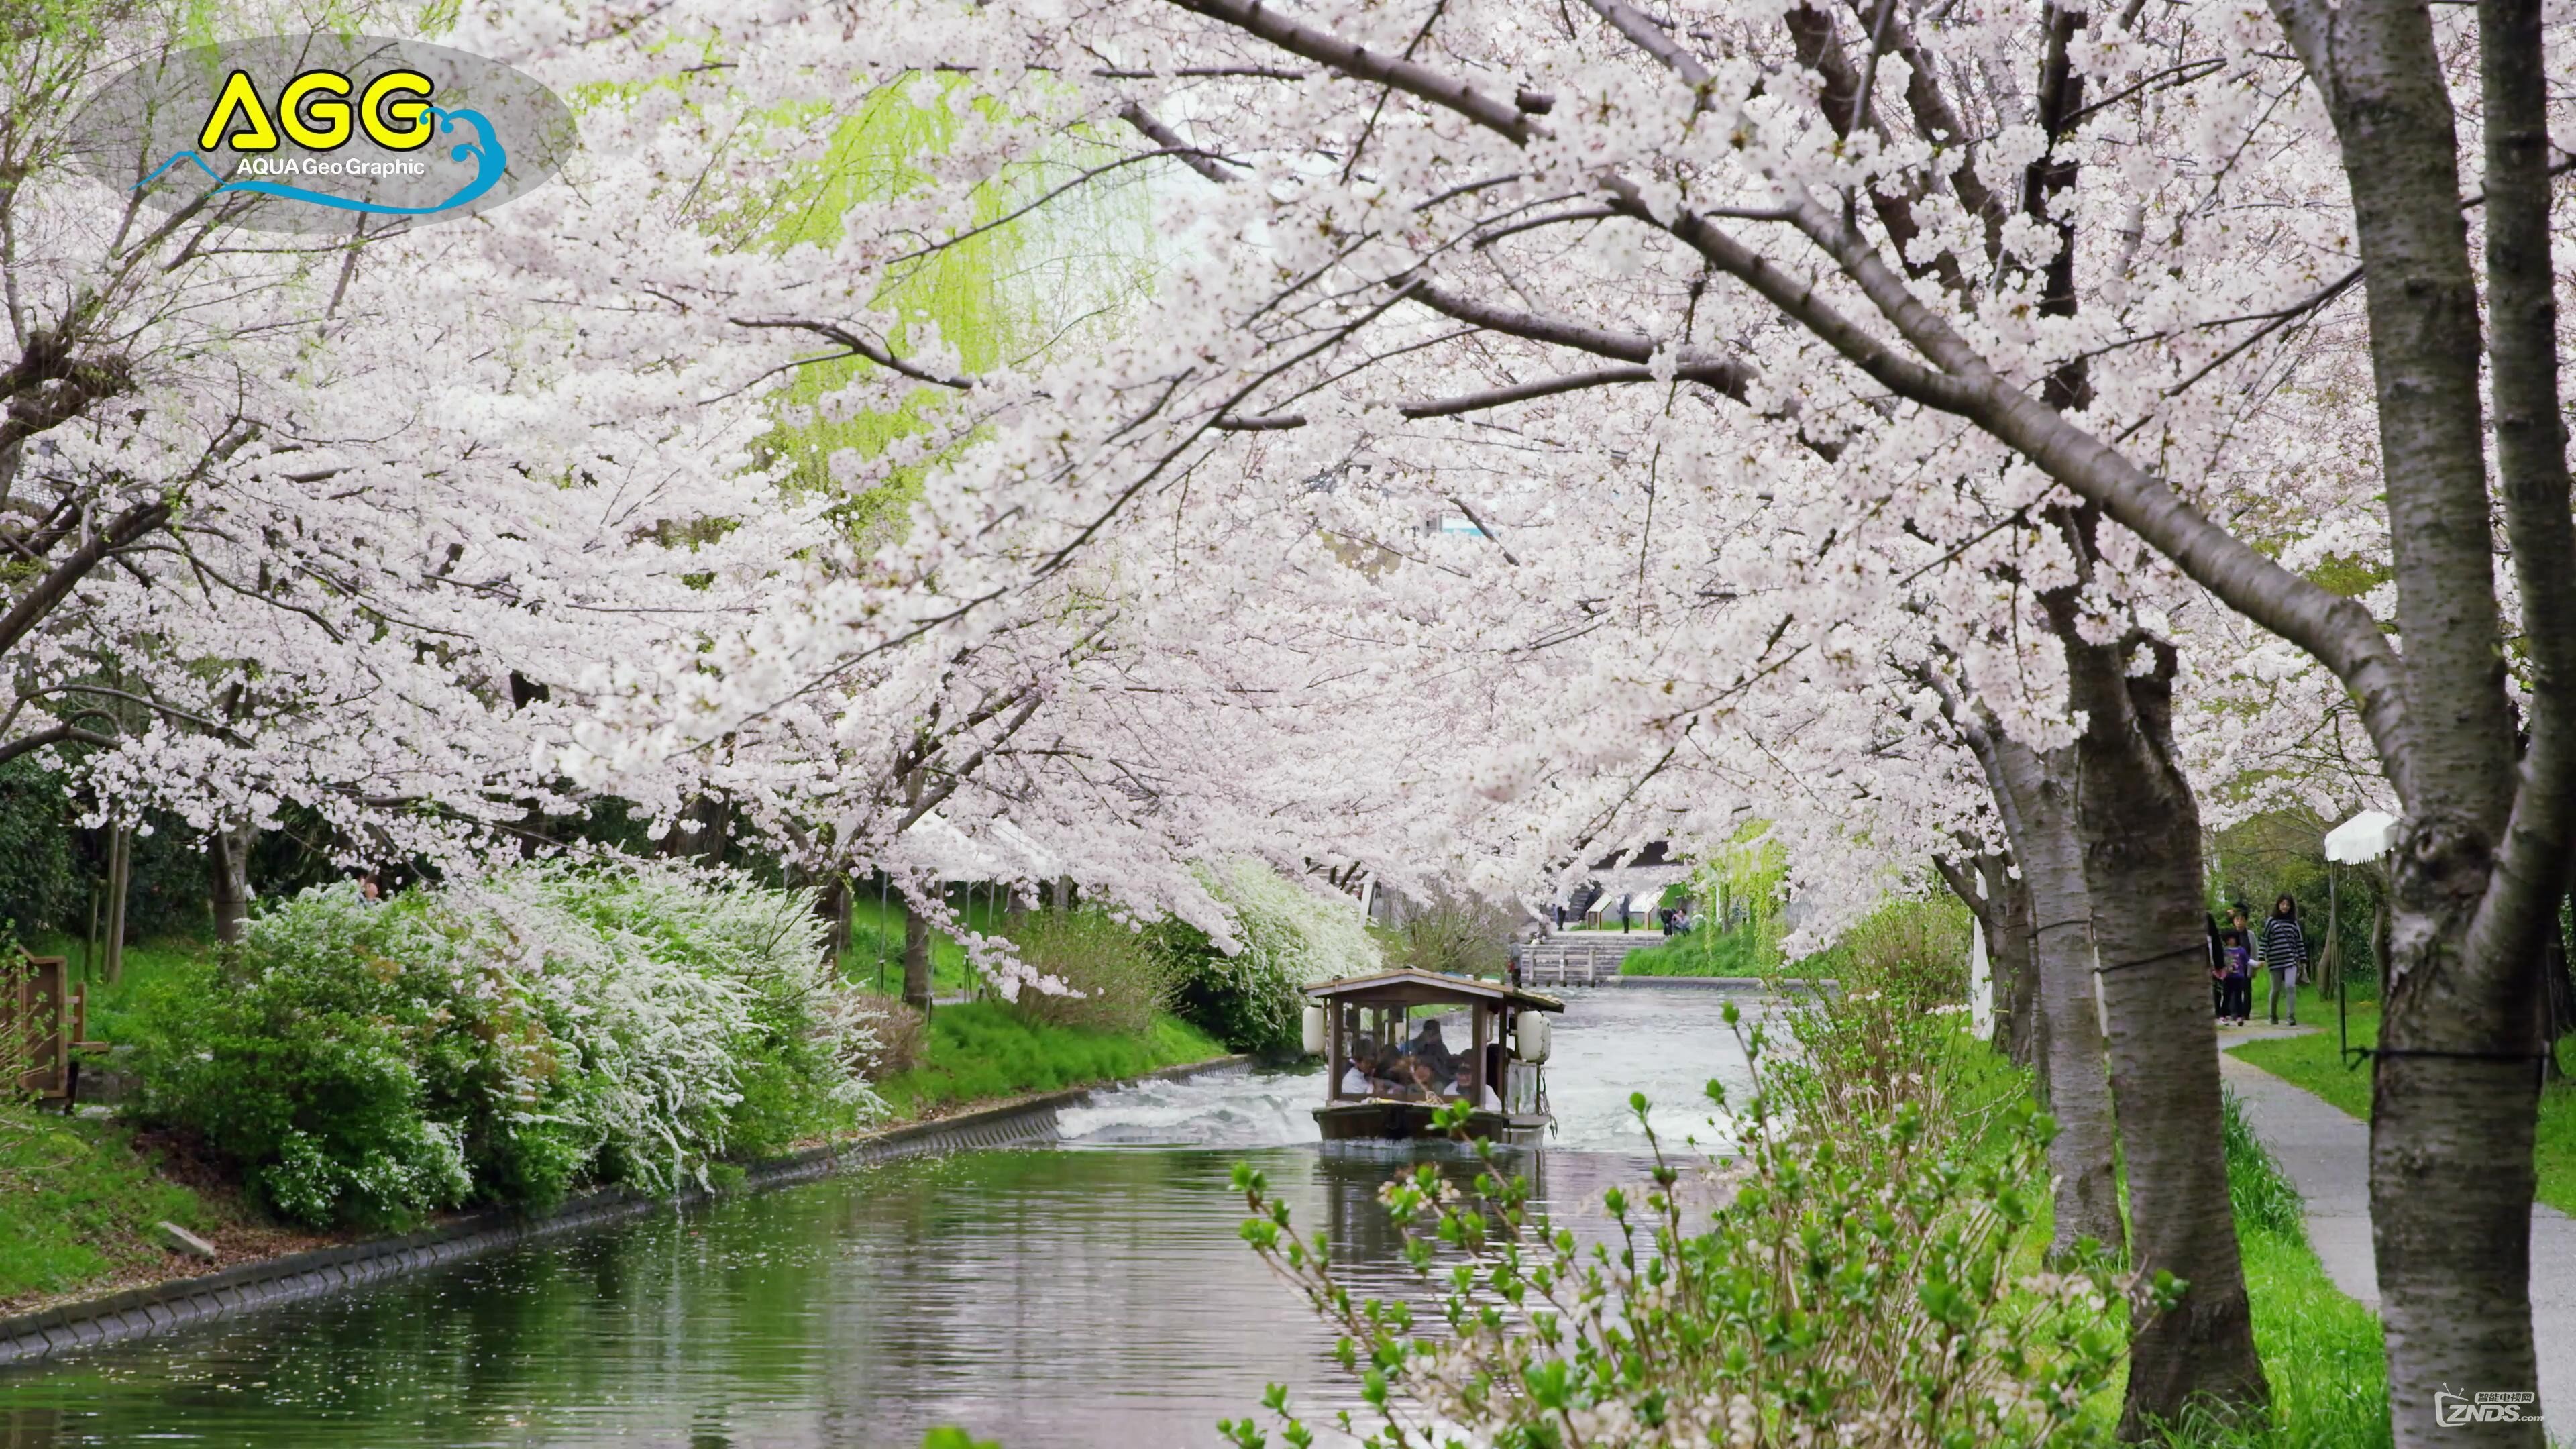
xmin=1514 ymin=1011 xmax=1551 ymax=1064
xmin=1300 ymin=1003 xmax=1327 ymax=1055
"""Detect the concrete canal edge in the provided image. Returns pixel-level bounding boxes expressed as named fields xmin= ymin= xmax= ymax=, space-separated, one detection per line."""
xmin=0 ymin=1053 xmax=1252 ymax=1371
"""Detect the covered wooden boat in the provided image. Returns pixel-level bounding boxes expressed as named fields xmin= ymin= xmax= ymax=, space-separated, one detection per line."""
xmin=1303 ymin=969 xmax=1564 ymax=1144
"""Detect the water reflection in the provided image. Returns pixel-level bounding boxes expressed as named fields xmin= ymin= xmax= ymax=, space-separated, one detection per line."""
xmin=1 ymin=987 xmax=1762 ymax=1448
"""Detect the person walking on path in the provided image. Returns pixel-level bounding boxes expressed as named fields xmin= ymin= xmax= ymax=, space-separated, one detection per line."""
xmin=2216 ymin=904 xmax=2257 ymax=1025
xmin=2262 ymin=894 xmax=2310 ymax=1026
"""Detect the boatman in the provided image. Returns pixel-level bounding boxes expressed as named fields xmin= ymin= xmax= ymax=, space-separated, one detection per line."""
xmin=1407 ymin=1020 xmax=1456 ymax=1078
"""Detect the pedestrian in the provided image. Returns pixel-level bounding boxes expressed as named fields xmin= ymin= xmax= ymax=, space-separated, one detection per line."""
xmin=2216 ymin=904 xmax=2257 ymax=1025
xmin=2263 ymin=894 xmax=2309 ymax=1026
xmin=2206 ymin=912 xmax=2229 ymax=1021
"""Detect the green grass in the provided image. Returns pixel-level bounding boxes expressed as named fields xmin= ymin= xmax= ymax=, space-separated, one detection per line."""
xmin=839 ymin=892 xmax=1008 ymax=996
xmin=2226 ymin=987 xmax=2376 ymax=1119
xmin=1619 ymin=927 xmax=1833 ymax=977
xmin=874 ymin=1003 xmax=1227 ymax=1117
xmin=43 ymin=895 xmax=1012 ymax=1038
xmin=0 ymin=1107 xmax=211 ymax=1306
xmin=2223 ymin=1227 xmax=2392 ymax=1447
xmin=21 ymin=932 xmax=212 ymax=1045
xmin=2145 ymin=1087 xmax=2390 ymax=1447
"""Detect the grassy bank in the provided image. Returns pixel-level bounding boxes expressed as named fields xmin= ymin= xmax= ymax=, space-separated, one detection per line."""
xmin=2153 ymin=1091 xmax=2391 ymax=1446
xmin=23 ymin=932 xmax=207 ymax=1045
xmin=1619 ymin=928 xmax=1766 ymax=975
xmin=2230 ymin=987 xmax=2576 ymax=1217
xmin=875 ymin=1004 xmax=1228 ymax=1117
xmin=2224 ymin=1223 xmax=2390 ymax=1446
xmin=1619 ymin=928 xmax=1833 ymax=976
xmin=0 ymin=1110 xmax=210 ymax=1306
xmin=3 ymin=912 xmax=1229 ymax=1316
xmin=841 ymin=892 xmax=1000 ymax=996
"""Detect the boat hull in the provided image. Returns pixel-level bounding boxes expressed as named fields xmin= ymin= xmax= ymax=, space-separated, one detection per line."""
xmin=1312 ymin=1101 xmax=1550 ymax=1145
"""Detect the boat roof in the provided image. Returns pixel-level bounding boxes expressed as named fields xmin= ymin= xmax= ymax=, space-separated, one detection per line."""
xmin=1305 ymin=968 xmax=1566 ymax=1012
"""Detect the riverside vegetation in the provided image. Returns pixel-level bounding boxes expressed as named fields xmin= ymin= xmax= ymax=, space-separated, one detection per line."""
xmin=1 ymin=858 xmax=1354 ymax=1304
xmin=1221 ymin=898 xmax=2391 ymax=1448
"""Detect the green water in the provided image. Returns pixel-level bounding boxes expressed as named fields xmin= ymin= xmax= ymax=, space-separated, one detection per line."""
xmin=1 ymin=989 xmax=1757 ymax=1448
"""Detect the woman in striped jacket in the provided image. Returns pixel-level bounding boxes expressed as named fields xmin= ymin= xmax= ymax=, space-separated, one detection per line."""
xmin=2263 ymin=895 xmax=2310 ymax=1027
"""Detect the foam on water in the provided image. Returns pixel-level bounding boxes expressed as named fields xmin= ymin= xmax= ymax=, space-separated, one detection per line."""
xmin=1053 ymin=1066 xmax=1320 ymax=1148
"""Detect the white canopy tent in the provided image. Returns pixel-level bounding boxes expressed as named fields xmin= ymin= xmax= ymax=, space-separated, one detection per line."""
xmin=2325 ymin=809 xmax=2400 ymax=865
xmin=2315 ymin=808 xmax=2398 ymax=1020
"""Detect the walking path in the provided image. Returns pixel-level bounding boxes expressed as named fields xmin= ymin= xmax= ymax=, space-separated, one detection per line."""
xmin=2220 ymin=1042 xmax=2576 ymax=1435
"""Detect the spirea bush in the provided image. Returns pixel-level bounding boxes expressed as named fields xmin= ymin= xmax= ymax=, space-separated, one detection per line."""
xmin=1164 ymin=861 xmax=1382 ymax=1053
xmin=1008 ymin=908 xmax=1176 ymax=1036
xmin=1227 ymin=989 xmax=2157 ymax=1447
xmin=129 ymin=861 xmax=885 ymax=1229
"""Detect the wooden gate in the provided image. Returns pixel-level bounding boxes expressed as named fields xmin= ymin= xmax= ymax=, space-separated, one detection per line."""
xmin=4 ymin=954 xmax=70 ymax=1099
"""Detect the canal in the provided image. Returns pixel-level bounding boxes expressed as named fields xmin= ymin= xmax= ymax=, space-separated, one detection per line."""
xmin=1 ymin=987 xmax=1762 ymax=1448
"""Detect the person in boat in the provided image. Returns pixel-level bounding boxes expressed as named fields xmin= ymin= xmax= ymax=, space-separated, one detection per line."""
xmin=1381 ymin=1054 xmax=1428 ymax=1099
xmin=1406 ymin=1020 xmax=1456 ymax=1078
xmin=1444 ymin=1057 xmax=1501 ymax=1111
xmin=1340 ymin=1044 xmax=1377 ymax=1097
xmin=1406 ymin=1058 xmax=1445 ymax=1101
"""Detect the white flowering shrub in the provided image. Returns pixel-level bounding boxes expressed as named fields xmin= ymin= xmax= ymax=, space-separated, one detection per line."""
xmin=1207 ymin=859 xmax=1381 ymax=983
xmin=1228 ymin=984 xmax=2158 ymax=1448
xmin=131 ymin=861 xmax=883 ymax=1228
xmin=1162 ymin=861 xmax=1382 ymax=1053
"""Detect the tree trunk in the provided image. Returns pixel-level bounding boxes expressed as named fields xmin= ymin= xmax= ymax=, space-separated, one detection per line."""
xmin=665 ymin=793 xmax=731 ymax=867
xmin=209 ymin=823 xmax=255 ymax=947
xmin=815 ymin=873 xmax=851 ymax=965
xmin=101 ymin=824 xmax=131 ymax=984
xmin=2268 ymin=0 xmax=2547 ymax=1434
xmin=1991 ymin=733 xmax=2123 ymax=1259
xmin=901 ymin=889 xmax=934 ymax=1012
xmin=2371 ymin=875 xmax=2544 ymax=1447
xmin=1988 ymin=855 xmax=2043 ymax=1072
xmin=1934 ymin=850 xmax=2042 ymax=1073
xmin=2057 ymin=622 xmax=2269 ymax=1432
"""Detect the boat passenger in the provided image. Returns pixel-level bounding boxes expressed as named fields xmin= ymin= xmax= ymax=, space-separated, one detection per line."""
xmin=1407 ymin=1020 xmax=1456 ymax=1077
xmin=1340 ymin=1046 xmax=1376 ymax=1097
xmin=1376 ymin=1053 xmax=1420 ymax=1097
xmin=1406 ymin=1059 xmax=1444 ymax=1101
xmin=1444 ymin=1058 xmax=1503 ymax=1111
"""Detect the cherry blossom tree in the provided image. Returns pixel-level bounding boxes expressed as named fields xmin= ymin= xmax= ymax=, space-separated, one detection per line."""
xmin=0 ymin=1 xmax=828 ymax=926
xmin=486 ymin=0 xmax=2576 ymax=1430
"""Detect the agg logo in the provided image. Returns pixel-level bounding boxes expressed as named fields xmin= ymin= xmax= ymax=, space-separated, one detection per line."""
xmin=2434 ymin=1388 xmax=2537 ymax=1426
xmin=71 ymin=36 xmax=574 ymax=233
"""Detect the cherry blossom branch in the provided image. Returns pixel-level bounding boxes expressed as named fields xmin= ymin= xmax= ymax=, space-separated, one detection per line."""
xmin=1116 ymin=103 xmax=1243 ymax=183
xmin=0 ymin=723 xmax=115 ymax=770
xmin=1216 ymin=362 xmax=1726 ymax=429
xmin=0 ymin=498 xmax=172 ymax=660
xmin=1164 ymin=0 xmax=1539 ymax=142
xmin=727 ymin=316 xmax=975 ymax=390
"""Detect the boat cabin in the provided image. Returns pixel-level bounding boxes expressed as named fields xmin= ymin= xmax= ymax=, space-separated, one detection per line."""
xmin=1304 ymin=969 xmax=1564 ymax=1144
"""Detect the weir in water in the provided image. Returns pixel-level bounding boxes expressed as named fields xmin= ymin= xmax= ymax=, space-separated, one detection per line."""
xmin=0 ymin=987 xmax=1763 ymax=1448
